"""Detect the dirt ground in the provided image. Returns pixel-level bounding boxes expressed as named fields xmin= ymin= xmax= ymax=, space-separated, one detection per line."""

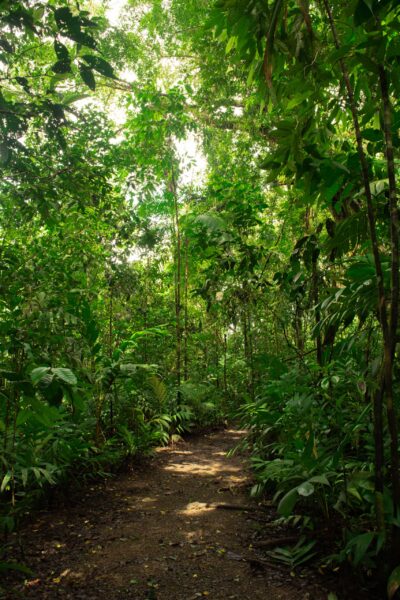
xmin=2 ymin=429 xmax=372 ymax=599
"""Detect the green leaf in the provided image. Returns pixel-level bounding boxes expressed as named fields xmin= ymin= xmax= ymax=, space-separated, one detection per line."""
xmin=287 ymin=93 xmax=309 ymax=110
xmin=82 ymin=55 xmax=115 ymax=78
xmin=0 ymin=38 xmax=14 ymax=53
xmin=54 ymin=7 xmax=75 ymax=29
xmin=347 ymin=260 xmax=375 ymax=282
xmin=388 ymin=565 xmax=400 ymax=599
xmin=51 ymin=58 xmax=71 ymax=74
xmin=21 ymin=468 xmax=28 ymax=487
xmin=39 ymin=466 xmax=57 ymax=485
xmin=32 ymin=467 xmax=42 ymax=484
xmin=69 ymin=30 xmax=97 ymax=49
xmin=349 ymin=532 xmax=375 ymax=566
xmin=79 ymin=64 xmax=96 ymax=90
xmin=54 ymin=40 xmax=69 ymax=61
xmin=362 ymin=128 xmax=382 ymax=142
xmin=195 ymin=213 xmax=226 ymax=231
xmin=1 ymin=472 xmax=11 ymax=492
xmin=277 ymin=487 xmax=298 ymax=516
xmin=226 ymin=35 xmax=237 ymax=54
xmin=370 ymin=179 xmax=388 ymax=197
xmin=31 ymin=367 xmax=51 ymax=385
xmin=308 ymin=474 xmax=330 ymax=486
xmin=15 ymin=76 xmax=29 ymax=90
xmin=53 ymin=368 xmax=77 ymax=386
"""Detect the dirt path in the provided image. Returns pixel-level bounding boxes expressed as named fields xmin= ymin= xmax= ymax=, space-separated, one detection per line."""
xmin=5 ymin=429 xmax=330 ymax=599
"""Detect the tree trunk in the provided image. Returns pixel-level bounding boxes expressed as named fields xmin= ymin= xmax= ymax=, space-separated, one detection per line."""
xmin=169 ymin=166 xmax=182 ymax=402
xmin=108 ymin=281 xmax=114 ymax=429
xmin=379 ymin=66 xmax=400 ymax=535
xmin=223 ymin=333 xmax=228 ymax=394
xmin=247 ymin=310 xmax=256 ymax=400
xmin=311 ymin=248 xmax=322 ymax=366
xmin=183 ymin=235 xmax=189 ymax=381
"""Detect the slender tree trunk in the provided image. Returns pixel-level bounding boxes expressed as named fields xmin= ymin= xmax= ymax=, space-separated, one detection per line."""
xmin=3 ymin=382 xmax=11 ymax=455
xmin=274 ymin=320 xmax=279 ymax=354
xmin=108 ymin=281 xmax=114 ymax=429
xmin=215 ymin=326 xmax=220 ymax=389
xmin=242 ymin=307 xmax=249 ymax=361
xmin=223 ymin=333 xmax=228 ymax=394
xmin=143 ymin=303 xmax=148 ymax=363
xmin=379 ymin=65 xmax=400 ymax=538
xmin=183 ymin=236 xmax=189 ymax=381
xmin=295 ymin=301 xmax=304 ymax=354
xmin=10 ymin=349 xmax=22 ymax=508
xmin=311 ymin=248 xmax=322 ymax=366
xmin=169 ymin=165 xmax=182 ymax=402
xmin=242 ymin=304 xmax=255 ymax=399
xmin=143 ymin=256 xmax=150 ymax=363
xmin=247 ymin=310 xmax=256 ymax=400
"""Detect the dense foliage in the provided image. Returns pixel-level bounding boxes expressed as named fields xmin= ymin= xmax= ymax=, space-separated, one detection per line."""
xmin=1 ymin=0 xmax=400 ymax=594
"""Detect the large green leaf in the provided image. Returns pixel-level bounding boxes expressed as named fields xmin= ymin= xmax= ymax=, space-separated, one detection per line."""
xmin=54 ymin=40 xmax=69 ymax=61
xmin=347 ymin=532 xmax=375 ymax=566
xmin=79 ymin=64 xmax=96 ymax=90
xmin=51 ymin=58 xmax=71 ymax=74
xmin=31 ymin=367 xmax=51 ymax=385
xmin=82 ymin=55 xmax=115 ymax=78
xmin=277 ymin=487 xmax=298 ymax=516
xmin=53 ymin=368 xmax=77 ymax=386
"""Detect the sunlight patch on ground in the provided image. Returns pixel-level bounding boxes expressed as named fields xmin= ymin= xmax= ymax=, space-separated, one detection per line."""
xmin=157 ymin=448 xmax=193 ymax=456
xmin=140 ymin=496 xmax=158 ymax=503
xmin=163 ymin=459 xmax=242 ymax=478
xmin=225 ymin=429 xmax=247 ymax=435
xmin=179 ymin=501 xmax=214 ymax=517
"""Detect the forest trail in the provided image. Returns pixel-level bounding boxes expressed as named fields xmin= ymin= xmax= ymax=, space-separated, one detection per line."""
xmin=6 ymin=430 xmax=327 ymax=600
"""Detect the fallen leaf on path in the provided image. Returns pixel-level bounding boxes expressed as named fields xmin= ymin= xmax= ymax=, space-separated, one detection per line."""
xmin=60 ymin=569 xmax=71 ymax=578
xmin=25 ymin=579 xmax=41 ymax=588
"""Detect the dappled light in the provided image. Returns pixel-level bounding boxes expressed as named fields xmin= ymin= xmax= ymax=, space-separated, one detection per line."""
xmin=163 ymin=458 xmax=242 ymax=478
xmin=179 ymin=501 xmax=214 ymax=516
xmin=5 ymin=431 xmax=314 ymax=599
xmin=0 ymin=0 xmax=397 ymax=598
